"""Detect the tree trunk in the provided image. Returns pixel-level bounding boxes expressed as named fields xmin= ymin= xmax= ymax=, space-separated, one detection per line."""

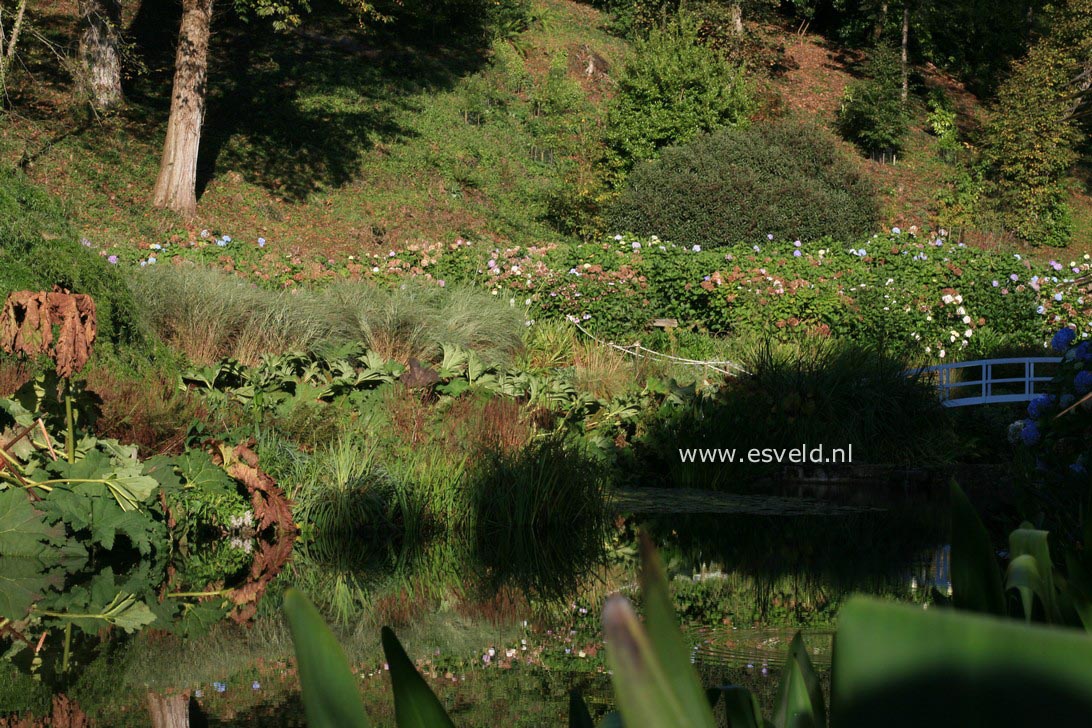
xmin=729 ymin=3 xmax=743 ymax=35
xmin=78 ymin=0 xmax=123 ymax=109
xmin=152 ymin=0 xmax=213 ymax=217
xmin=0 ymin=0 xmax=28 ymax=98
xmin=147 ymin=691 xmax=190 ymax=728
xmin=872 ymin=0 xmax=888 ymax=42
xmin=901 ymin=2 xmax=910 ymax=103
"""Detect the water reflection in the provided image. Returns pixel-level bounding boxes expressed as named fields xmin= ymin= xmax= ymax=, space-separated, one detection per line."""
xmin=1 ymin=487 xmax=949 ymax=725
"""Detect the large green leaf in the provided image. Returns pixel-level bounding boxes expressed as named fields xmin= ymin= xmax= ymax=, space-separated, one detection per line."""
xmin=603 ymin=534 xmax=716 ymax=728
xmin=832 ymin=597 xmax=1092 ymax=726
xmin=0 ymin=557 xmax=63 ymax=620
xmin=283 ymin=588 xmax=370 ymax=728
xmin=381 ymin=626 xmax=455 ymax=728
xmin=0 ymin=488 xmax=63 ymax=557
xmin=949 ymin=481 xmax=1005 ymax=616
xmin=718 ymin=686 xmax=766 ymax=728
xmin=772 ymin=633 xmax=825 ymax=728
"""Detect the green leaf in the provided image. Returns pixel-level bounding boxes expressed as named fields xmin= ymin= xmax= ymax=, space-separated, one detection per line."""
xmin=88 ymin=497 xmax=161 ymax=554
xmin=832 ymin=597 xmax=1092 ymax=726
xmin=718 ymin=686 xmax=765 ymax=728
xmin=1008 ymin=524 xmax=1059 ymax=623
xmin=949 ymin=481 xmax=1005 ymax=616
xmin=1063 ymin=550 xmax=1092 ymax=632
xmin=381 ymin=626 xmax=455 ymax=728
xmin=106 ymin=596 xmax=158 ymax=633
xmin=772 ymin=633 xmax=825 ymax=728
xmin=1005 ymin=554 xmax=1041 ymax=624
xmin=603 ymin=534 xmax=716 ymax=728
xmin=0 ymin=557 xmax=63 ymax=620
xmin=569 ymin=690 xmax=595 ymax=728
xmin=283 ymin=588 xmax=370 ymax=728
xmin=0 ymin=396 xmax=35 ymax=428
xmin=0 ymin=488 xmax=63 ymax=557
xmin=175 ymin=451 xmax=237 ymax=495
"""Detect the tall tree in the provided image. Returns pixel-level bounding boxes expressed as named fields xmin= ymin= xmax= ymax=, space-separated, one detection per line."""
xmin=151 ymin=0 xmax=384 ymax=216
xmin=900 ymin=1 xmax=909 ymax=102
xmin=151 ymin=0 xmax=211 ymax=216
xmin=984 ymin=0 xmax=1092 ymax=246
xmin=78 ymin=0 xmax=123 ymax=110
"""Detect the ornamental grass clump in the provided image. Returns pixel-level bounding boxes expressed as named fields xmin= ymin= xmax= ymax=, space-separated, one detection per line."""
xmin=130 ymin=264 xmax=321 ymax=365
xmin=310 ymin=281 xmax=526 ymax=365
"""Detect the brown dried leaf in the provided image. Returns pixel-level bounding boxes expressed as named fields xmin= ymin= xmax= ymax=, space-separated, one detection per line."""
xmin=0 ymin=291 xmax=97 ymax=377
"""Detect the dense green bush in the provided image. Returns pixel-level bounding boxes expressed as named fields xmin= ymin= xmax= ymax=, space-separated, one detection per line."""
xmin=0 ymin=168 xmax=143 ymax=347
xmin=836 ymin=44 xmax=909 ymax=155
xmin=608 ymin=119 xmax=879 ymax=246
xmin=980 ymin=0 xmax=1089 ymax=247
xmin=603 ymin=13 xmax=754 ymax=180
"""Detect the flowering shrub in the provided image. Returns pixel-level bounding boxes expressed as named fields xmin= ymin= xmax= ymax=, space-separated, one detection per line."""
xmin=106 ymin=225 xmax=1092 ymax=359
xmin=1011 ymin=327 xmax=1092 ymax=480
xmin=426 ymin=229 xmax=1092 ymax=357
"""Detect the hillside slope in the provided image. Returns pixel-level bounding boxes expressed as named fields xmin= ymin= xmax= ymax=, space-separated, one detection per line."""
xmin=1 ymin=1 xmax=1085 ymax=258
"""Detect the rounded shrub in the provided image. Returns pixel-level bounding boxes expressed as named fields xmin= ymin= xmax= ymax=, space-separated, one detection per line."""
xmin=607 ymin=119 xmax=879 ymax=246
xmin=0 ymin=168 xmax=143 ymax=347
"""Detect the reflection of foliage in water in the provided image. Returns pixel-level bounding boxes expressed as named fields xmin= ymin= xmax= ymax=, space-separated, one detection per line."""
xmin=637 ymin=506 xmax=945 ymax=626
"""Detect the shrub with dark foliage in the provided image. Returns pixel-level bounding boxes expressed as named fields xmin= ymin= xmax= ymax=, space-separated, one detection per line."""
xmin=607 ymin=119 xmax=879 ymax=246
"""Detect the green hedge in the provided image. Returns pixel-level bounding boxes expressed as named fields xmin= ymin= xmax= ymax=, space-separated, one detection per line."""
xmin=608 ymin=120 xmax=879 ymax=247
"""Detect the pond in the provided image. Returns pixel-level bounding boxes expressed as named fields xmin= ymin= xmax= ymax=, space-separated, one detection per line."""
xmin=0 ymin=483 xmax=950 ymax=726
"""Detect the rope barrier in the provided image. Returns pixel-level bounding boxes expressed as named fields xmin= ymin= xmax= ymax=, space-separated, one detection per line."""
xmin=569 ymin=321 xmax=750 ymax=376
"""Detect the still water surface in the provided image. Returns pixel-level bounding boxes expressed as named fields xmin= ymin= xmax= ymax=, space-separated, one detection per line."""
xmin=0 ymin=485 xmax=950 ymax=726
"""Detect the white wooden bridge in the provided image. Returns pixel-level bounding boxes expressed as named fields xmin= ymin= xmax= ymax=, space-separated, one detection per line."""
xmin=912 ymin=357 xmax=1062 ymax=407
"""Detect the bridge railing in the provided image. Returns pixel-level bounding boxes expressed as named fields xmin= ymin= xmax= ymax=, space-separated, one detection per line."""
xmin=910 ymin=357 xmax=1062 ymax=408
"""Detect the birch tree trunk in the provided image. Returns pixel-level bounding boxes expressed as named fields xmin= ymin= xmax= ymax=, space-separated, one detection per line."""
xmin=78 ymin=0 xmax=123 ymax=109
xmin=901 ymin=2 xmax=910 ymax=103
xmin=152 ymin=0 xmax=213 ymax=217
xmin=0 ymin=0 xmax=28 ymax=98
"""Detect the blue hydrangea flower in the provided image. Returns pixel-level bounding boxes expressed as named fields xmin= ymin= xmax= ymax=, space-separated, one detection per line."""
xmin=1020 ymin=421 xmax=1041 ymax=446
xmin=1027 ymin=394 xmax=1056 ymax=420
xmin=1052 ymin=327 xmax=1077 ymax=352
xmin=1075 ymin=370 xmax=1092 ymax=395
xmin=793 ymin=249 xmax=802 ymax=257
xmin=1073 ymin=341 xmax=1092 ymax=363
